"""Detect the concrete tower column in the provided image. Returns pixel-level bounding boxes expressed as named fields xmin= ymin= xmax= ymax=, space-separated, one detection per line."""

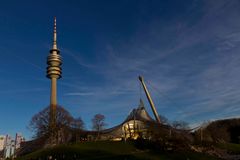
xmin=46 ymin=17 xmax=62 ymax=142
xmin=50 ymin=77 xmax=57 ymax=106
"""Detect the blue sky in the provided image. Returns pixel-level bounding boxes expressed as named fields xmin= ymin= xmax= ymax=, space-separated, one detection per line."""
xmin=1 ymin=0 xmax=240 ymax=139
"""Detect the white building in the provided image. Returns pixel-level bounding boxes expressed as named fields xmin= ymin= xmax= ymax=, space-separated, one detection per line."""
xmin=0 ymin=135 xmax=6 ymax=151
xmin=0 ymin=133 xmax=25 ymax=158
xmin=15 ymin=133 xmax=25 ymax=150
xmin=4 ymin=135 xmax=13 ymax=158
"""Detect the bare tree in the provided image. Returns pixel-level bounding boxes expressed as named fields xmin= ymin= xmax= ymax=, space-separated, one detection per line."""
xmin=71 ymin=117 xmax=84 ymax=130
xmin=70 ymin=117 xmax=85 ymax=142
xmin=29 ymin=105 xmax=84 ymax=143
xmin=158 ymin=114 xmax=169 ymax=125
xmin=172 ymin=120 xmax=190 ymax=130
xmin=92 ymin=114 xmax=107 ymax=139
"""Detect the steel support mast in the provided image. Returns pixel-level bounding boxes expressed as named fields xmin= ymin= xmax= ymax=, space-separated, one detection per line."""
xmin=139 ymin=76 xmax=161 ymax=123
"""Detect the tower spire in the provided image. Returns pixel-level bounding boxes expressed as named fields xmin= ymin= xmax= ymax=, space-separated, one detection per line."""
xmin=47 ymin=17 xmax=62 ymax=80
xmin=53 ymin=17 xmax=57 ymax=50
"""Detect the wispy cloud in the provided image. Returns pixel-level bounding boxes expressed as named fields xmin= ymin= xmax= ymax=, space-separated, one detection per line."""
xmin=98 ymin=0 xmax=240 ymax=123
xmin=0 ymin=88 xmax=47 ymax=94
xmin=65 ymin=92 xmax=95 ymax=96
xmin=0 ymin=46 xmax=44 ymax=72
xmin=59 ymin=0 xmax=240 ymax=127
xmin=63 ymin=49 xmax=96 ymax=69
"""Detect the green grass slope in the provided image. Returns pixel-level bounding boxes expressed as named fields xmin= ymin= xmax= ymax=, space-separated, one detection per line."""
xmin=217 ymin=143 xmax=240 ymax=154
xmin=17 ymin=141 xmax=222 ymax=160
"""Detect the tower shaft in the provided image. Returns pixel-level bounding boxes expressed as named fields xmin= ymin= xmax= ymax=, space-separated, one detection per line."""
xmin=50 ymin=77 xmax=57 ymax=131
xmin=50 ymin=77 xmax=57 ymax=106
xmin=46 ymin=17 xmax=62 ymax=143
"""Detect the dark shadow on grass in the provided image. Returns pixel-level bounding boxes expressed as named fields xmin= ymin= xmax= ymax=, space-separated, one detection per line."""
xmin=17 ymin=141 xmax=223 ymax=160
xmin=17 ymin=147 xmax=148 ymax=160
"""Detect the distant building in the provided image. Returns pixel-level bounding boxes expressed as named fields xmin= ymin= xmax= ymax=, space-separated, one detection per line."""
xmin=4 ymin=135 xmax=13 ymax=158
xmin=15 ymin=133 xmax=25 ymax=150
xmin=0 ymin=135 xmax=6 ymax=151
xmin=0 ymin=133 xmax=25 ymax=159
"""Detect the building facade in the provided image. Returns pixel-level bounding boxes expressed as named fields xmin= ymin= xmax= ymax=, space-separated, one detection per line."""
xmin=15 ymin=133 xmax=25 ymax=150
xmin=0 ymin=135 xmax=6 ymax=151
xmin=0 ymin=133 xmax=25 ymax=159
xmin=87 ymin=99 xmax=157 ymax=141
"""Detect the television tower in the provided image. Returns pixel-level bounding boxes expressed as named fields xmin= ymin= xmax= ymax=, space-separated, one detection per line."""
xmin=46 ymin=17 xmax=62 ymax=135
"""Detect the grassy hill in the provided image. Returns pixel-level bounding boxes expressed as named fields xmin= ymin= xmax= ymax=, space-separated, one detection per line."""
xmin=194 ymin=118 xmax=240 ymax=144
xmin=17 ymin=141 xmax=221 ymax=160
xmin=17 ymin=118 xmax=240 ymax=159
